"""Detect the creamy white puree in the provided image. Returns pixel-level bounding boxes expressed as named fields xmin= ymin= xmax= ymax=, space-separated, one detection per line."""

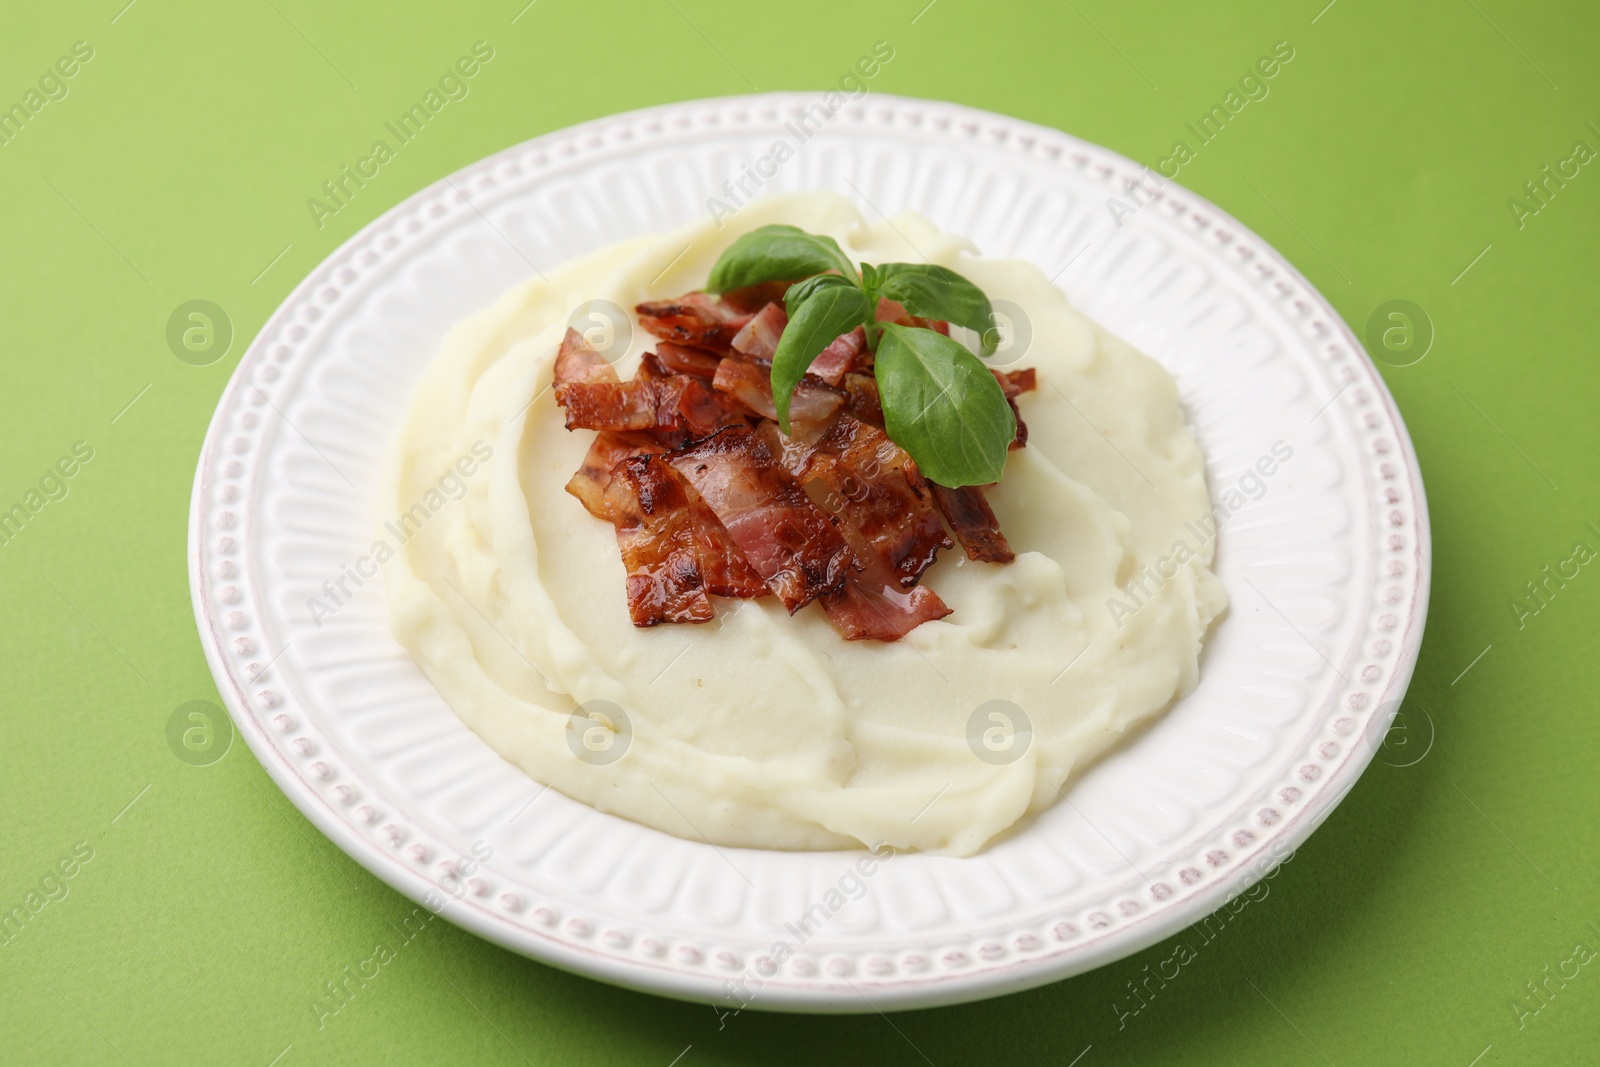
xmin=382 ymin=193 xmax=1225 ymax=856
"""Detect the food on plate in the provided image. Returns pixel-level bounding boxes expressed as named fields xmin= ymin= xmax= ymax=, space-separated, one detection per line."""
xmin=382 ymin=193 xmax=1225 ymax=855
xmin=550 ymin=225 xmax=1040 ymax=641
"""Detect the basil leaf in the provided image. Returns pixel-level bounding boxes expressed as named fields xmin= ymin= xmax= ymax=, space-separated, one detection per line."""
xmin=872 ymin=263 xmax=997 ymax=354
xmin=874 ymin=323 xmax=1015 ymax=487
xmin=770 ymin=284 xmax=873 ymax=432
xmin=783 ymin=272 xmax=859 ymax=318
xmin=707 ymin=225 xmax=858 ymax=293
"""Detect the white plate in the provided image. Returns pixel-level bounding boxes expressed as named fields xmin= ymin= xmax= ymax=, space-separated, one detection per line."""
xmin=188 ymin=93 xmax=1429 ymax=1012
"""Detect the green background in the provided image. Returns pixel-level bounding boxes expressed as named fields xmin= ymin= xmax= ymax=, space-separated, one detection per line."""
xmin=2 ymin=0 xmax=1596 ymax=1063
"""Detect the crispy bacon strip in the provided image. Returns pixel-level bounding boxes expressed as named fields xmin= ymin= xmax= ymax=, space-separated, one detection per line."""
xmin=653 ymin=342 xmax=723 ymax=379
xmin=635 ymin=292 xmax=753 ymax=350
xmin=711 ymin=359 xmax=844 ymax=428
xmin=807 ymin=326 xmax=868 ymax=385
xmin=674 ymin=376 xmax=752 ymax=438
xmin=633 ymin=356 xmax=749 ymax=436
xmin=553 ymin=329 xmax=661 ymax=433
xmin=605 ymin=456 xmax=716 ymax=625
xmin=635 ymin=353 xmax=668 ymax=382
xmin=552 ymin=327 xmax=618 ymax=386
xmin=691 ymin=496 xmax=771 ymax=600
xmin=820 ymin=567 xmax=952 ymax=641
xmin=744 ymin=421 xmax=950 ymax=640
xmin=558 ymin=282 xmax=1033 ymax=639
xmin=720 ymin=280 xmax=794 ymax=314
xmin=997 ymin=368 xmax=1037 ymax=397
xmin=634 ymin=284 xmax=791 ymax=353
xmin=556 ymin=379 xmax=668 ymax=433
xmin=565 ymin=432 xmax=658 ymax=521
xmin=558 ymin=355 xmax=742 ymax=441
xmin=1009 ymin=412 xmax=1028 ymax=452
xmin=785 ymin=418 xmax=953 ymax=640
xmin=930 ymin=483 xmax=1015 ymax=564
xmin=993 ymin=367 xmax=1037 ymax=450
xmin=790 ymin=416 xmax=951 ymax=588
xmin=730 ymin=302 xmax=787 ymax=362
xmin=839 ymin=371 xmax=884 ymax=430
xmin=584 ymin=445 xmax=767 ymax=605
xmin=667 ymin=427 xmax=852 ymax=613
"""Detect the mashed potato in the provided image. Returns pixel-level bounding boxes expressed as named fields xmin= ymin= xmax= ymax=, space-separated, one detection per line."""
xmin=382 ymin=193 xmax=1224 ymax=856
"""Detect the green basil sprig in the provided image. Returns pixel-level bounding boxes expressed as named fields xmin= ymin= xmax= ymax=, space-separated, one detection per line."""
xmin=707 ymin=225 xmax=1015 ymax=487
xmin=874 ymin=323 xmax=1014 ymax=486
xmin=706 ymin=225 xmax=856 ymax=293
xmin=769 ymin=283 xmax=874 ymax=436
xmin=870 ymin=263 xmax=997 ymax=354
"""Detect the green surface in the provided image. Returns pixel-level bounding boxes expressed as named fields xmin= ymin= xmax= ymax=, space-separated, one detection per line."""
xmin=2 ymin=0 xmax=1596 ymax=1063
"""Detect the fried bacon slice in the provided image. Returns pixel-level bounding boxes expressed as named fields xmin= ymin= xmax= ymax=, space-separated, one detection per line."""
xmin=604 ymin=456 xmax=716 ymax=625
xmin=554 ymin=330 xmax=744 ymax=440
xmin=711 ymin=359 xmax=844 ymax=428
xmin=653 ymin=342 xmax=723 ymax=379
xmin=784 ymin=420 xmax=953 ymax=640
xmin=730 ymin=302 xmax=787 ymax=362
xmin=930 ymin=482 xmax=1015 ymax=564
xmin=555 ymin=282 xmax=1034 ymax=640
xmin=819 ymin=563 xmax=952 ymax=641
xmin=744 ymin=421 xmax=950 ymax=640
xmin=604 ymin=455 xmax=768 ymax=627
xmin=565 ymin=431 xmax=658 ymax=521
xmin=807 ymin=326 xmax=868 ymax=385
xmin=720 ymin=281 xmax=794 ymax=314
xmin=997 ymin=367 xmax=1037 ymax=396
xmin=994 ymin=367 xmax=1037 ymax=450
xmin=788 ymin=416 xmax=951 ymax=589
xmin=635 ymin=293 xmax=753 ymax=351
xmin=674 ymin=376 xmax=753 ymax=438
xmin=552 ymin=327 xmax=618 ymax=386
xmin=556 ymin=380 xmax=670 ymax=434
xmin=667 ymin=426 xmax=852 ymax=613
xmin=690 ymin=498 xmax=771 ymax=600
xmin=839 ymin=371 xmax=884 ymax=430
xmin=552 ymin=329 xmax=662 ymax=433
